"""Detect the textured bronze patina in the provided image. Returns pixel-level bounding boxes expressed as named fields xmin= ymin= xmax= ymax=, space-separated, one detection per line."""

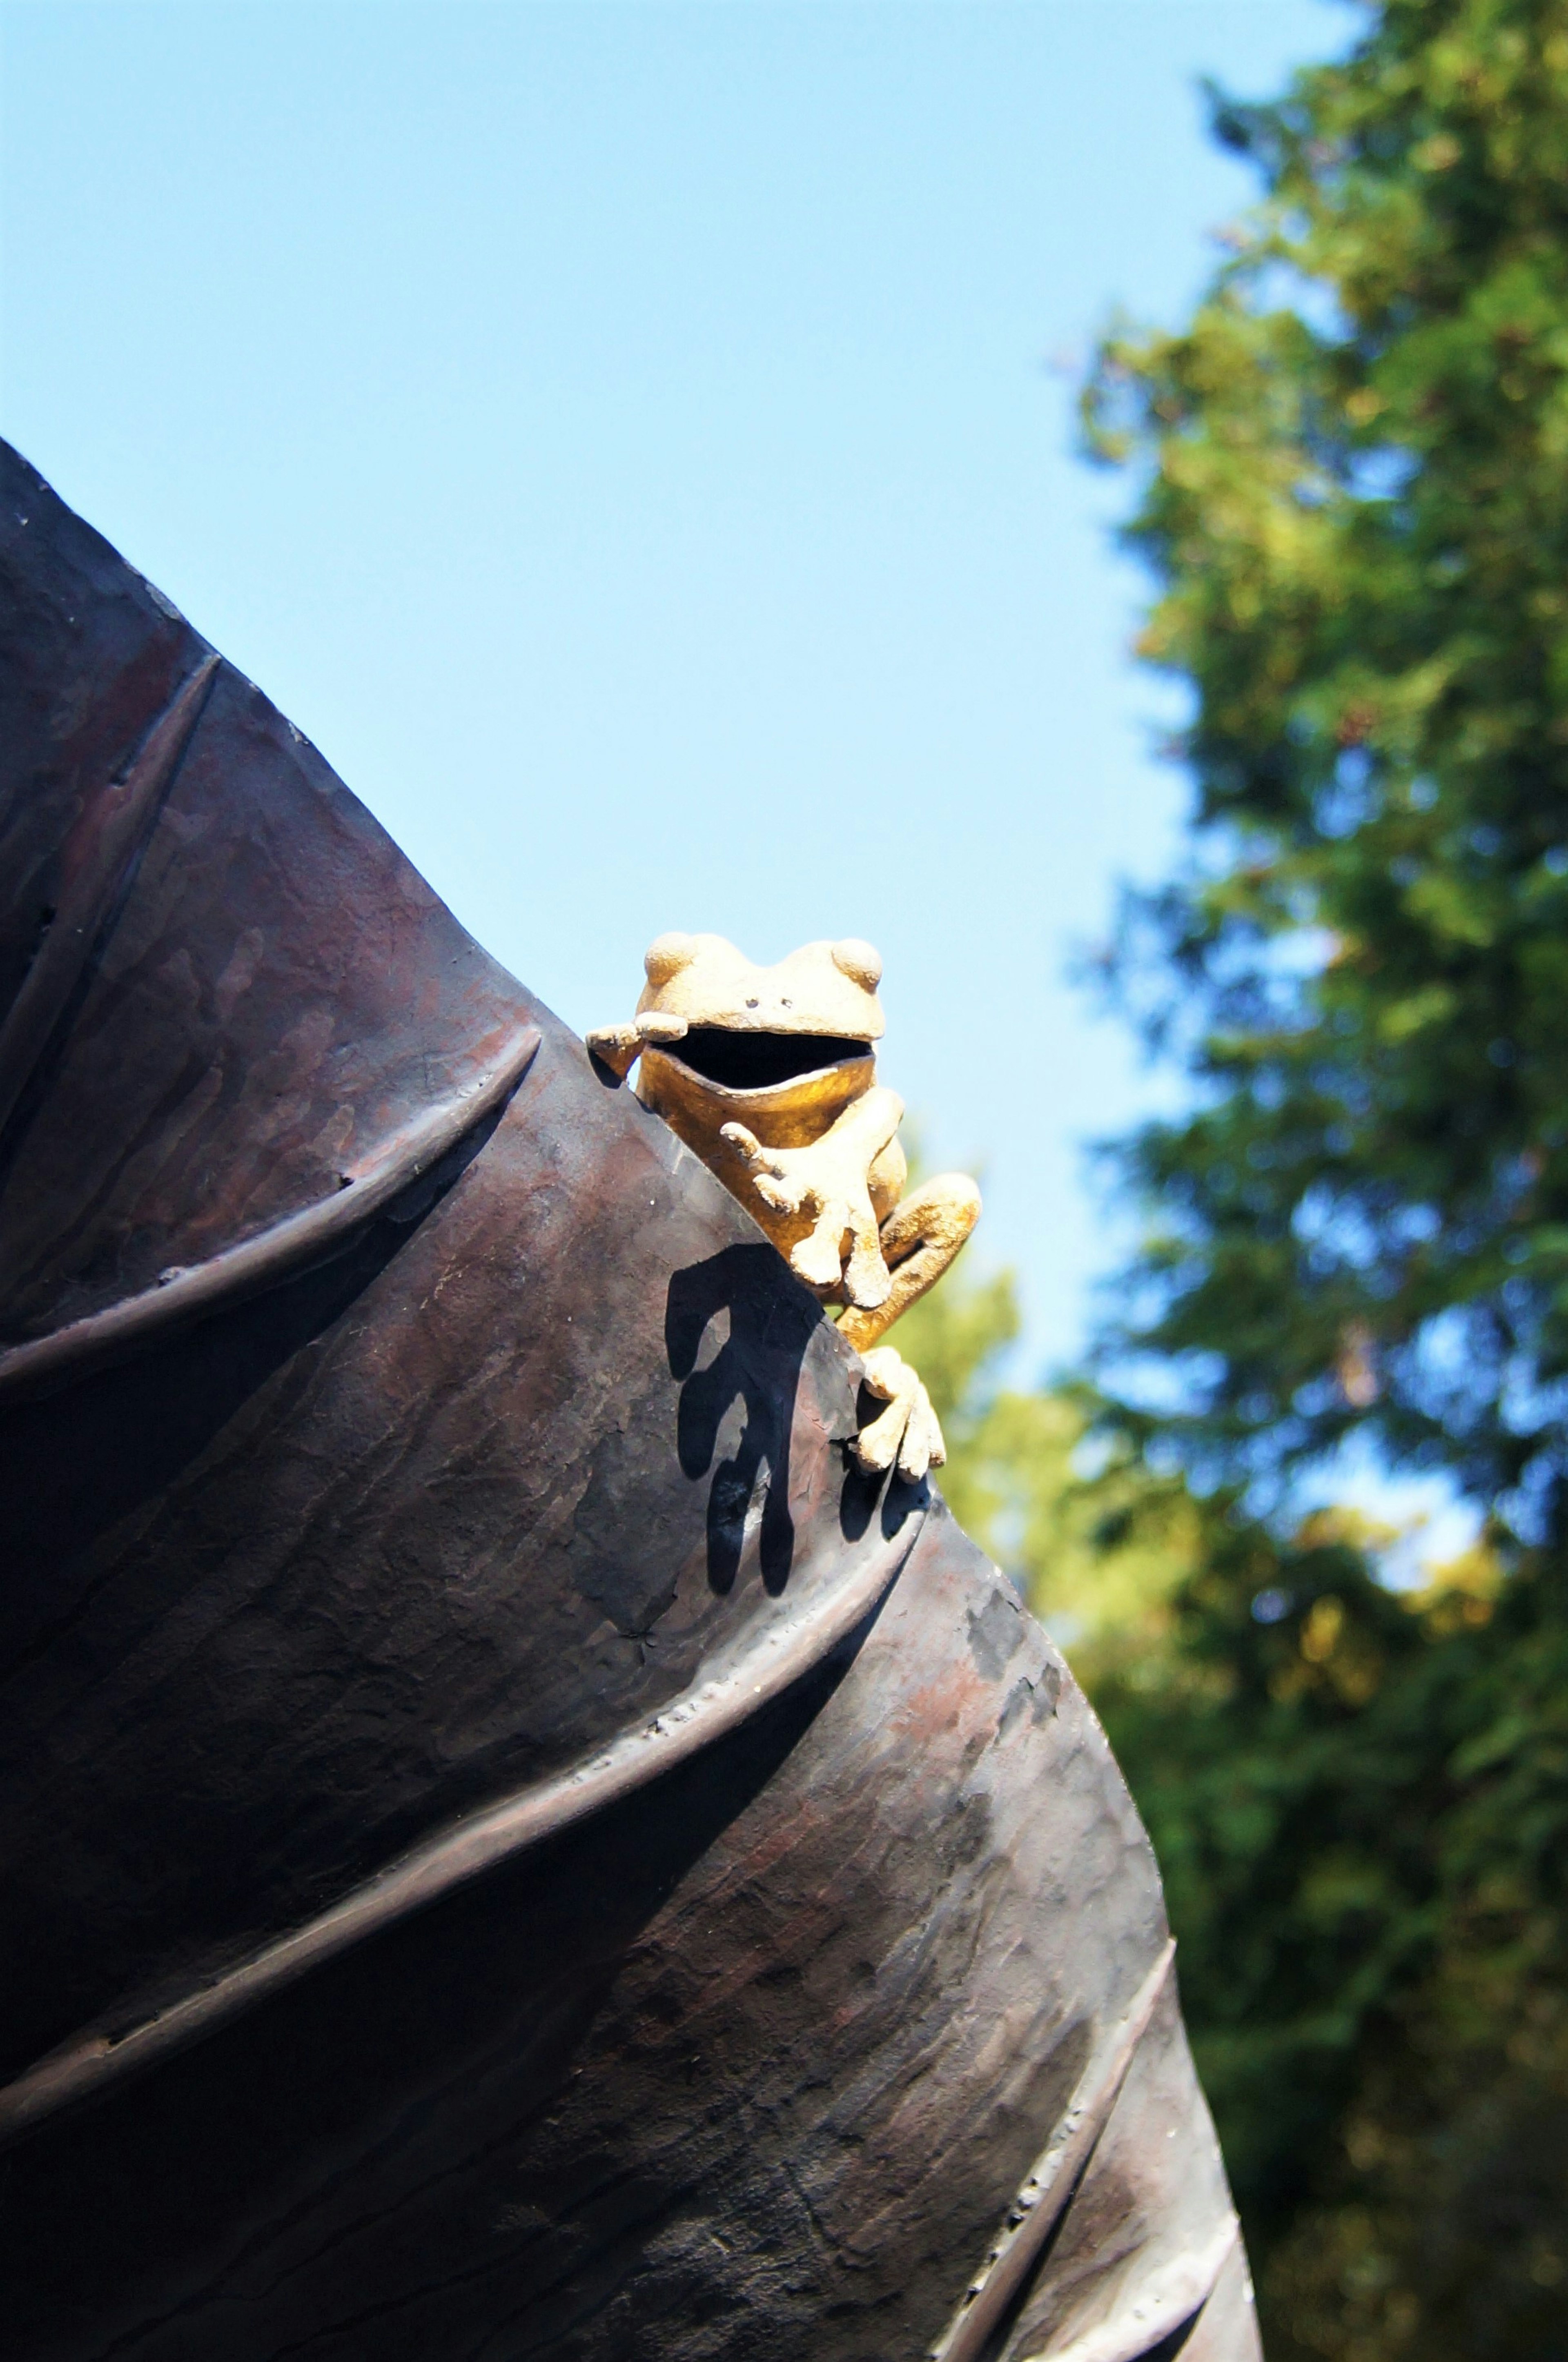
xmin=0 ymin=440 xmax=1261 ymax=2362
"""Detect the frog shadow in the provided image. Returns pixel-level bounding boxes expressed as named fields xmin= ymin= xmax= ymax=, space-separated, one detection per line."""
xmin=666 ymin=1244 xmax=923 ymax=1598
xmin=664 ymin=1244 xmax=823 ymax=1596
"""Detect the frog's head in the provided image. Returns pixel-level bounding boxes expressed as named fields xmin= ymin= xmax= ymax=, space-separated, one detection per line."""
xmin=636 ymin=933 xmax=883 ymax=1093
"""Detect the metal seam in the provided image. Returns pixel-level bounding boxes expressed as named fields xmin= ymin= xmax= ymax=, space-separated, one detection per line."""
xmin=1010 ymin=2220 xmax=1242 ymax=2362
xmin=929 ymin=1939 xmax=1178 ymax=2362
xmin=0 ymin=1495 xmax=920 ymax=2152
xmin=0 ymin=652 xmax=220 ymax=1157
xmin=0 ymin=1022 xmax=541 ymax=1403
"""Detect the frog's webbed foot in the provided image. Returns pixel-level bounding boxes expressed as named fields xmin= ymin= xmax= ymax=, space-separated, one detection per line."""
xmin=849 ymin=1345 xmax=945 ymax=1483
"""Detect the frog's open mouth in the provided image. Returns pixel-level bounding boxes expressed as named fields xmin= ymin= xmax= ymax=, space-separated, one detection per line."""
xmin=664 ymin=1029 xmax=872 ymax=1092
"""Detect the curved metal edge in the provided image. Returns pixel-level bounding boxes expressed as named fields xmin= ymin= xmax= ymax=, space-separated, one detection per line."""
xmin=0 ymin=1496 xmax=921 ymax=2153
xmin=1012 ymin=2220 xmax=1242 ymax=2362
xmin=0 ymin=652 xmax=220 ymax=1152
xmin=929 ymin=1940 xmax=1178 ymax=2362
xmin=0 ymin=1023 xmax=542 ymax=1404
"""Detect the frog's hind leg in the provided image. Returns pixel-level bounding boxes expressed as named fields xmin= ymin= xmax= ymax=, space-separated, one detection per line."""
xmin=837 ymin=1173 xmax=981 ymax=1354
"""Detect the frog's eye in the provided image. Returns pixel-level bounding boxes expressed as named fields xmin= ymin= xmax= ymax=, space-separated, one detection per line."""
xmin=831 ymin=938 xmax=882 ymax=992
xmin=644 ymin=932 xmax=697 ymax=987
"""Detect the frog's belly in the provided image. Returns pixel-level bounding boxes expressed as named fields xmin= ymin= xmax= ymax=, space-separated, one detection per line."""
xmin=636 ymin=1047 xmax=899 ymax=1289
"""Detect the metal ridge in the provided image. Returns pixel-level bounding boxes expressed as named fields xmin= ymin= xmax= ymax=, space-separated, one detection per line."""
xmin=0 ymin=1022 xmax=542 ymax=1403
xmin=0 ymin=653 xmax=220 ymax=1158
xmin=0 ymin=1491 xmax=921 ymax=2152
xmin=929 ymin=1940 xmax=1178 ymax=2362
xmin=1013 ymin=2221 xmax=1242 ymax=2362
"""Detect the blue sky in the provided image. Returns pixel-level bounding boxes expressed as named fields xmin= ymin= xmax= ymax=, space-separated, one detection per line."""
xmin=0 ymin=0 xmax=1349 ymax=1377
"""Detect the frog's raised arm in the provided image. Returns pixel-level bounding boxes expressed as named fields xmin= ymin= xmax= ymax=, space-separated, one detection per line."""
xmin=584 ymin=1010 xmax=688 ymax=1081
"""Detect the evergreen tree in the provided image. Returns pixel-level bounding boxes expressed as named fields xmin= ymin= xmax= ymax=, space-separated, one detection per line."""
xmin=1083 ymin=0 xmax=1568 ymax=1523
xmin=1060 ymin=4 xmax=1568 ymax=2349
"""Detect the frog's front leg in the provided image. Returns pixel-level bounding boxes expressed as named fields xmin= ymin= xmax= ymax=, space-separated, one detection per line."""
xmin=836 ymin=1173 xmax=982 ymax=1354
xmin=836 ymin=1175 xmax=982 ymax=1481
xmin=721 ymin=1085 xmax=904 ymax=1307
xmin=583 ymin=1012 xmax=690 ymax=1080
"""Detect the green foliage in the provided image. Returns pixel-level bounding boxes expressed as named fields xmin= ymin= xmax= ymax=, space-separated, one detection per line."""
xmin=1092 ymin=1492 xmax=1568 ymax=2362
xmin=1019 ymin=5 xmax=1568 ymax=2349
xmin=1082 ymin=0 xmax=1568 ymax=1523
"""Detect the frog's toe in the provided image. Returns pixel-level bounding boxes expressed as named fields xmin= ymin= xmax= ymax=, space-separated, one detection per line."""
xmin=849 ymin=1395 xmax=906 ymax=1474
xmin=844 ymin=1243 xmax=892 ymax=1310
xmin=857 ymin=1345 xmax=906 ymax=1399
xmin=849 ymin=1347 xmax=917 ymax=1474
xmin=896 ymin=1388 xmax=945 ymax=1481
xmin=791 ymin=1229 xmax=848 ymax=1289
xmin=719 ymin=1121 xmax=776 ymax=1174
xmin=895 ymin=1415 xmax=929 ymax=1483
xmin=755 ymin=1173 xmax=804 ymax=1216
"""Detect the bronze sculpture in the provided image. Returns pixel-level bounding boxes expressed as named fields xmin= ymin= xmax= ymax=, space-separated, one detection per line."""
xmin=0 ymin=438 xmax=1261 ymax=2361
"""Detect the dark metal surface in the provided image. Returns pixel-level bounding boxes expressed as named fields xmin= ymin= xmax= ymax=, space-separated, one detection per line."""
xmin=0 ymin=440 xmax=1261 ymax=2362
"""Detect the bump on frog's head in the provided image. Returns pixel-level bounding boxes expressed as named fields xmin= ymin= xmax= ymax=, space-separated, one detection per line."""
xmin=644 ymin=931 xmax=699 ymax=990
xmin=829 ymin=938 xmax=882 ymax=993
xmin=635 ymin=932 xmax=886 ymax=1091
xmin=637 ymin=933 xmax=884 ymax=1040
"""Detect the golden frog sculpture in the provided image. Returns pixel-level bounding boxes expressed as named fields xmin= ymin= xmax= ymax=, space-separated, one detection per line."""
xmin=588 ymin=933 xmax=980 ymax=1480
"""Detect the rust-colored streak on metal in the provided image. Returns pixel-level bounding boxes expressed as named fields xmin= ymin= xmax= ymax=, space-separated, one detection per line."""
xmin=0 ymin=1021 xmax=541 ymax=1400
xmin=0 ymin=439 xmax=1259 ymax=2362
xmin=0 ymin=651 xmax=218 ymax=1156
